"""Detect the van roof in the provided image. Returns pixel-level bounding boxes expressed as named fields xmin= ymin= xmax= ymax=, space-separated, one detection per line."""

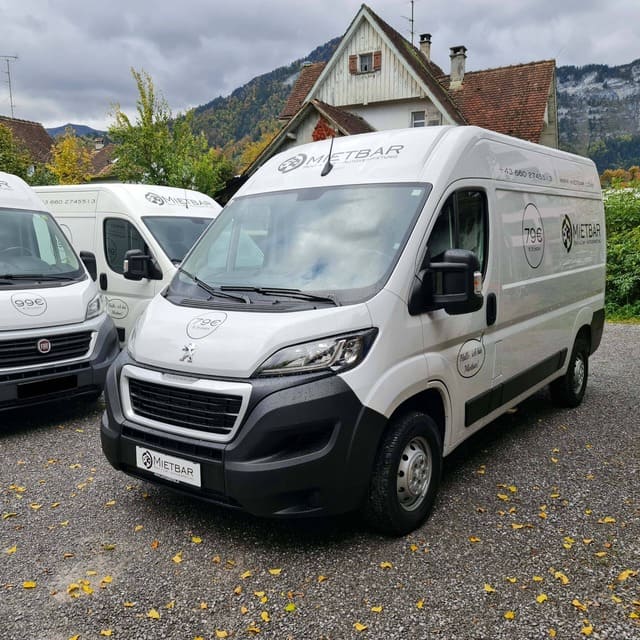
xmin=0 ymin=171 xmax=49 ymax=212
xmin=34 ymin=183 xmax=222 ymax=217
xmin=240 ymin=126 xmax=600 ymax=197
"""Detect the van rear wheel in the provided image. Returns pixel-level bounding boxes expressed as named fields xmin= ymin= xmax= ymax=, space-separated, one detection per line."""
xmin=550 ymin=336 xmax=589 ymax=408
xmin=365 ymin=411 xmax=442 ymax=536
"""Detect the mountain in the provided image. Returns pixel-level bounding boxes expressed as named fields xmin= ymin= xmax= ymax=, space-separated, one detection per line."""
xmin=190 ymin=38 xmax=340 ymax=150
xmin=46 ymin=123 xmax=106 ymax=138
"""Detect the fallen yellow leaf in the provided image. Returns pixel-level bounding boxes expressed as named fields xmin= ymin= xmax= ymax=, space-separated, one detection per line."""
xmin=285 ymin=602 xmax=296 ymax=612
xmin=317 ymin=575 xmax=327 ymax=582
xmin=506 ymin=577 xmax=517 ymax=583
xmin=379 ymin=561 xmax=393 ymax=569
xmin=484 ymin=583 xmax=496 ymax=593
xmin=23 ymin=581 xmax=37 ymax=589
xmin=165 ymin=601 xmax=175 ymax=609
xmin=247 ymin=627 xmax=260 ymax=634
xmin=410 ymin=543 xmax=419 ymax=551
xmin=598 ymin=516 xmax=616 ymax=524
xmin=240 ymin=606 xmax=249 ymax=615
xmin=234 ymin=586 xmax=242 ymax=595
xmin=554 ymin=571 xmax=570 ymax=585
xmin=549 ymin=630 xmax=557 ymax=638
xmin=99 ymin=632 xmax=112 ymax=637
xmin=199 ymin=602 xmax=208 ymax=610
xmin=469 ymin=536 xmax=481 ymax=543
xmin=241 ymin=570 xmax=252 ymax=579
xmin=572 ymin=599 xmax=588 ymax=612
xmin=147 ymin=608 xmax=161 ymax=619
xmin=172 ymin=551 xmax=183 ymax=564
xmin=268 ymin=568 xmax=282 ymax=576
xmin=191 ymin=536 xmax=202 ymax=544
xmin=134 ymin=525 xmax=143 ymax=532
xmin=105 ymin=500 xmax=116 ymax=507
xmin=100 ymin=576 xmax=113 ymax=588
xmin=69 ymin=635 xmax=80 ymax=640
xmin=124 ymin=602 xmax=135 ymax=608
xmin=497 ymin=493 xmax=509 ymax=501
xmin=215 ymin=631 xmax=229 ymax=639
xmin=354 ymin=622 xmax=368 ymax=632
xmin=260 ymin=611 xmax=270 ymax=623
xmin=504 ymin=610 xmax=516 ymax=620
xmin=5 ymin=545 xmax=17 ymax=555
xmin=581 ymin=621 xmax=593 ymax=636
xmin=371 ymin=605 xmax=383 ymax=613
xmin=618 ymin=570 xmax=637 ymax=582
xmin=536 ymin=594 xmax=548 ymax=604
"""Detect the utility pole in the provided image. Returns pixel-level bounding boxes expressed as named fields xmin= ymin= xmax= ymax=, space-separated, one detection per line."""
xmin=403 ymin=1 xmax=415 ymax=46
xmin=1 ymin=55 xmax=18 ymax=118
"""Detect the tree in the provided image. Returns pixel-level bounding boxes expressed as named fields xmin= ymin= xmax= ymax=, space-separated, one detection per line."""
xmin=108 ymin=68 xmax=233 ymax=197
xmin=0 ymin=123 xmax=32 ymax=179
xmin=47 ymin=127 xmax=93 ymax=184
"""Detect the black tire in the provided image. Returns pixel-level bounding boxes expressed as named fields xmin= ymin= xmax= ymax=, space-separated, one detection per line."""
xmin=365 ymin=411 xmax=442 ymax=536
xmin=550 ymin=336 xmax=589 ymax=408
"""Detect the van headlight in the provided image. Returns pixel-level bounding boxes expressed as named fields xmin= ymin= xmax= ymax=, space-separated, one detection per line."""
xmin=255 ymin=329 xmax=377 ymax=377
xmin=85 ymin=293 xmax=105 ymax=320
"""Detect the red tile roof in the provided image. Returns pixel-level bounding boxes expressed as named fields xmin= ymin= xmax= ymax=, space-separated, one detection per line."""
xmin=312 ymin=100 xmax=374 ymax=135
xmin=0 ymin=116 xmax=53 ymax=163
xmin=91 ymin=143 xmax=117 ymax=177
xmin=438 ymin=61 xmax=556 ymax=142
xmin=280 ymin=62 xmax=326 ymax=119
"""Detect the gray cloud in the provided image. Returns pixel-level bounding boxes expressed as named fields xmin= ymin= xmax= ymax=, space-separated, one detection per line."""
xmin=1 ymin=0 xmax=637 ymax=130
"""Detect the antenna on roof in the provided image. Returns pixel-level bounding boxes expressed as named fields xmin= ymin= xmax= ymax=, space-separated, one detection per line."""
xmin=1 ymin=55 xmax=18 ymax=118
xmin=320 ymin=134 xmax=335 ymax=177
xmin=402 ymin=1 xmax=416 ymax=46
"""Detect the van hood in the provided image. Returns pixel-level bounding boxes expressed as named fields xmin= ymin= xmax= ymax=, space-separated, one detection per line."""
xmin=130 ymin=295 xmax=373 ymax=379
xmin=0 ymin=279 xmax=97 ymax=331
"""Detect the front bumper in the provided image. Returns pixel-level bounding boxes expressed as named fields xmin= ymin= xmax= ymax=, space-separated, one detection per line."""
xmin=0 ymin=314 xmax=119 ymax=411
xmin=101 ymin=351 xmax=386 ymax=517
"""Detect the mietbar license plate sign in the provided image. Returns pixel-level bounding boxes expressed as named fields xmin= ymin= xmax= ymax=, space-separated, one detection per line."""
xmin=135 ymin=446 xmax=201 ymax=488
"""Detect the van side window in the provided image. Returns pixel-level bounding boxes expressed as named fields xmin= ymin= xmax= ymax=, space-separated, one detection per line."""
xmin=428 ymin=190 xmax=487 ymax=273
xmin=104 ymin=218 xmax=147 ymax=274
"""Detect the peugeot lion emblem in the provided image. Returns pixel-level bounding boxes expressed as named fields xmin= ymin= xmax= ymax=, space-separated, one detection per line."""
xmin=180 ymin=342 xmax=196 ymax=363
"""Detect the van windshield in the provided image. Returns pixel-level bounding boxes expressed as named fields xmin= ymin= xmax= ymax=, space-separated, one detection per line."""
xmin=143 ymin=216 xmax=214 ymax=264
xmin=170 ymin=183 xmax=428 ymax=306
xmin=0 ymin=209 xmax=83 ymax=285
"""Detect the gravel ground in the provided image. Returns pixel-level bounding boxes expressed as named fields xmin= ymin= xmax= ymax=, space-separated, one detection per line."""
xmin=1 ymin=322 xmax=639 ymax=640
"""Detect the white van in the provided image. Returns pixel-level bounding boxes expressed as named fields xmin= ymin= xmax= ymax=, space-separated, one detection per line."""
xmin=0 ymin=172 xmax=118 ymax=411
xmin=100 ymin=127 xmax=605 ymax=534
xmin=35 ymin=184 xmax=221 ymax=342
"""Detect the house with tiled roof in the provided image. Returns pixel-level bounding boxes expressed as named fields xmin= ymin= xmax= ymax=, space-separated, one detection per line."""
xmin=0 ymin=115 xmax=54 ymax=165
xmin=247 ymin=4 xmax=558 ymax=174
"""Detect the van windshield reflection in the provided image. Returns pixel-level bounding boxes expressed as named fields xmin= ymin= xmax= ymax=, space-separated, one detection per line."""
xmin=169 ymin=183 xmax=429 ymax=305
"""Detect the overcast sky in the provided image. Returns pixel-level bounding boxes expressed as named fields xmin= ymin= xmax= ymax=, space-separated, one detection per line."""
xmin=1 ymin=0 xmax=638 ymax=131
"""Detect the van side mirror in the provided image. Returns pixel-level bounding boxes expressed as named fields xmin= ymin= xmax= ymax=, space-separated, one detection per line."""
xmin=80 ymin=251 xmax=97 ymax=281
xmin=123 ymin=249 xmax=162 ymax=281
xmin=409 ymin=249 xmax=483 ymax=316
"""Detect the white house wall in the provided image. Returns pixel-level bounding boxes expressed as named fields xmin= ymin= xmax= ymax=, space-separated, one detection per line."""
xmin=349 ymin=100 xmax=442 ymax=131
xmin=313 ymin=19 xmax=427 ymax=108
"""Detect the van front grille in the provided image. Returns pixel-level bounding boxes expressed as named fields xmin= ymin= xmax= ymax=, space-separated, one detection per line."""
xmin=128 ymin=378 xmax=242 ymax=436
xmin=0 ymin=331 xmax=92 ymax=368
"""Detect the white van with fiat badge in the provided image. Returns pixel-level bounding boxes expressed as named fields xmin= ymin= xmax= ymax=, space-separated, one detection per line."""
xmin=101 ymin=127 xmax=605 ymax=535
xmin=0 ymin=172 xmax=118 ymax=411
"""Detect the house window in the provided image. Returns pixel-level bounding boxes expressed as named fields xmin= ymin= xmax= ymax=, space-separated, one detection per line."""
xmin=359 ymin=53 xmax=373 ymax=72
xmin=349 ymin=51 xmax=382 ymax=74
xmin=411 ymin=111 xmax=426 ymax=127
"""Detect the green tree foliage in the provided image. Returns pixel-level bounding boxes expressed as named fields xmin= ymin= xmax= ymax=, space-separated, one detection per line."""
xmin=603 ymin=188 xmax=640 ymax=318
xmin=0 ymin=123 xmax=32 ymax=179
xmin=108 ymin=69 xmax=234 ymax=198
xmin=587 ymin=135 xmax=640 ymax=174
xmin=47 ymin=127 xmax=94 ymax=184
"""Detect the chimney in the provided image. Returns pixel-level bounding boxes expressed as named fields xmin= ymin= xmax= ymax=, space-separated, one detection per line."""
xmin=419 ymin=33 xmax=431 ymax=62
xmin=449 ymin=45 xmax=467 ymax=89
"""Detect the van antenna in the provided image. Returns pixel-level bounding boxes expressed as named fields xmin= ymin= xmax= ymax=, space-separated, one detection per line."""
xmin=320 ymin=134 xmax=335 ymax=177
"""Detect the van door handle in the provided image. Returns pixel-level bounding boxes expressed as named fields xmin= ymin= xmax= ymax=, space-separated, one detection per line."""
xmin=99 ymin=273 xmax=108 ymax=291
xmin=486 ymin=292 xmax=497 ymax=326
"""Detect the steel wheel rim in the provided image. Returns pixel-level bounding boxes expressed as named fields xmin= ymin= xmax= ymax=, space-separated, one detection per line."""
xmin=396 ymin=436 xmax=432 ymax=511
xmin=572 ymin=354 xmax=586 ymax=395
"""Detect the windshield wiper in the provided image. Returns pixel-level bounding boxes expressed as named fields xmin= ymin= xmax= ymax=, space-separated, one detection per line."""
xmin=0 ymin=273 xmax=76 ymax=281
xmin=220 ymin=286 xmax=339 ymax=306
xmin=178 ymin=267 xmax=250 ymax=303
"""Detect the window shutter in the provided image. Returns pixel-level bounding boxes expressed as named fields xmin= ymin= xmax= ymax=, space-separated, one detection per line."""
xmin=373 ymin=50 xmax=382 ymax=71
xmin=349 ymin=55 xmax=358 ymax=74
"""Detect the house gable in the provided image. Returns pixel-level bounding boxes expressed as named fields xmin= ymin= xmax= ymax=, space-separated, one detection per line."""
xmin=306 ymin=4 xmax=464 ymax=126
xmin=0 ymin=116 xmax=53 ymax=164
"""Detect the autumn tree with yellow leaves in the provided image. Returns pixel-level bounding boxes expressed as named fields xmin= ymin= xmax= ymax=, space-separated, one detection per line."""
xmin=48 ymin=127 xmax=94 ymax=184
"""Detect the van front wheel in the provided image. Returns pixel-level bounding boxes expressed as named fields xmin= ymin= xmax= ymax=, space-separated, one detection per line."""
xmin=365 ymin=412 xmax=442 ymax=536
xmin=550 ymin=337 xmax=589 ymax=408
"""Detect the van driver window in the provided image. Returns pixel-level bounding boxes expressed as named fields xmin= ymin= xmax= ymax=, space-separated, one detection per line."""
xmin=427 ymin=190 xmax=487 ymax=272
xmin=104 ymin=218 xmax=147 ymax=274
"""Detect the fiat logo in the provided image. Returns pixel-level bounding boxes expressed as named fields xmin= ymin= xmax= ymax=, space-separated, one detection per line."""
xmin=37 ymin=338 xmax=52 ymax=354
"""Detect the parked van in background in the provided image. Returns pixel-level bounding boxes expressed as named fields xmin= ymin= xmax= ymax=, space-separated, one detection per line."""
xmin=100 ymin=127 xmax=606 ymax=535
xmin=0 ymin=172 xmax=118 ymax=411
xmin=35 ymin=184 xmax=221 ymax=343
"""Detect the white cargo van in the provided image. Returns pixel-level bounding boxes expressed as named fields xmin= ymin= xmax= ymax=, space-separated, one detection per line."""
xmin=100 ymin=127 xmax=605 ymax=534
xmin=0 ymin=172 xmax=119 ymax=411
xmin=35 ymin=184 xmax=221 ymax=342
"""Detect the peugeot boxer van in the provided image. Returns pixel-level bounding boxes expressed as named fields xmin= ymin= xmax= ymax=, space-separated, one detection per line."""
xmin=100 ymin=127 xmax=605 ymax=534
xmin=0 ymin=172 xmax=118 ymax=411
xmin=35 ymin=184 xmax=221 ymax=343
